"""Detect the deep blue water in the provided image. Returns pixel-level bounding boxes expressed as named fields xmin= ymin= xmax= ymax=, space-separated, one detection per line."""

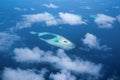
xmin=0 ymin=0 xmax=120 ymax=80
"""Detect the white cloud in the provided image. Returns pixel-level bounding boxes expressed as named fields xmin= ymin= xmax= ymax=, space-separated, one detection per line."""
xmin=15 ymin=12 xmax=86 ymax=29
xmin=16 ymin=12 xmax=58 ymax=29
xmin=50 ymin=70 xmax=76 ymax=80
xmin=14 ymin=7 xmax=35 ymax=11
xmin=14 ymin=7 xmax=27 ymax=11
xmin=2 ymin=68 xmax=45 ymax=80
xmin=13 ymin=47 xmax=42 ymax=63
xmin=46 ymin=49 xmax=101 ymax=76
xmin=82 ymin=33 xmax=101 ymax=49
xmin=112 ymin=6 xmax=120 ymax=9
xmin=14 ymin=7 xmax=22 ymax=11
xmin=59 ymin=12 xmax=86 ymax=25
xmin=82 ymin=33 xmax=111 ymax=51
xmin=116 ymin=15 xmax=120 ymax=22
xmin=42 ymin=3 xmax=59 ymax=9
xmin=0 ymin=32 xmax=20 ymax=51
xmin=30 ymin=8 xmax=35 ymax=11
xmin=13 ymin=47 xmax=102 ymax=76
xmin=94 ymin=14 xmax=116 ymax=28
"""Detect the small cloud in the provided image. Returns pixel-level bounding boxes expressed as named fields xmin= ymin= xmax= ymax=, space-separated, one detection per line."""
xmin=80 ymin=6 xmax=92 ymax=10
xmin=16 ymin=12 xmax=58 ymax=29
xmin=112 ymin=6 xmax=120 ymax=9
xmin=13 ymin=47 xmax=43 ymax=63
xmin=14 ymin=7 xmax=27 ymax=11
xmin=81 ymin=33 xmax=111 ymax=51
xmin=2 ymin=68 xmax=45 ymax=80
xmin=13 ymin=47 xmax=102 ymax=76
xmin=94 ymin=14 xmax=116 ymax=29
xmin=116 ymin=15 xmax=120 ymax=22
xmin=82 ymin=33 xmax=101 ymax=49
xmin=14 ymin=7 xmax=22 ymax=11
xmin=42 ymin=3 xmax=59 ymax=9
xmin=50 ymin=70 xmax=76 ymax=80
xmin=14 ymin=7 xmax=35 ymax=11
xmin=0 ymin=32 xmax=20 ymax=51
xmin=59 ymin=12 xmax=86 ymax=25
xmin=30 ymin=8 xmax=35 ymax=11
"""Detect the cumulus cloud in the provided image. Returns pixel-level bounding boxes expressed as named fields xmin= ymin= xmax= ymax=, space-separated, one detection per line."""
xmin=13 ymin=47 xmax=102 ymax=76
xmin=13 ymin=47 xmax=42 ymax=63
xmin=50 ymin=70 xmax=76 ymax=80
xmin=16 ymin=12 xmax=58 ymax=29
xmin=0 ymin=32 xmax=20 ymax=51
xmin=82 ymin=33 xmax=101 ymax=49
xmin=94 ymin=14 xmax=116 ymax=28
xmin=42 ymin=3 xmax=58 ymax=9
xmin=2 ymin=68 xmax=45 ymax=80
xmin=59 ymin=12 xmax=86 ymax=25
xmin=81 ymin=33 xmax=111 ymax=51
xmin=15 ymin=12 xmax=86 ymax=29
